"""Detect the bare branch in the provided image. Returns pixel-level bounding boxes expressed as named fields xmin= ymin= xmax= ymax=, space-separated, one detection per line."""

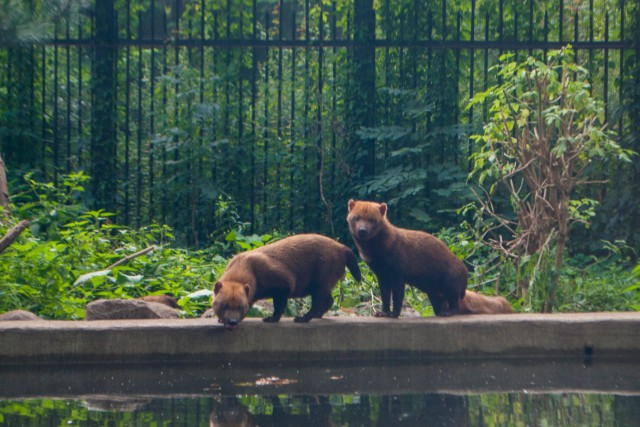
xmin=0 ymin=220 xmax=29 ymax=254
xmin=106 ymin=245 xmax=157 ymax=270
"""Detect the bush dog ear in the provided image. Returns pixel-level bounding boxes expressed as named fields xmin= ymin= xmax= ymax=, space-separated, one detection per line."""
xmin=348 ymin=199 xmax=356 ymax=212
xmin=214 ymin=281 xmax=222 ymax=295
xmin=379 ymin=203 xmax=388 ymax=217
xmin=244 ymin=284 xmax=250 ymax=297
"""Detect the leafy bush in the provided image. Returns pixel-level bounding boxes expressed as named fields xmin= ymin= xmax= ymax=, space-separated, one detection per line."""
xmin=0 ymin=173 xmax=223 ymax=319
xmin=467 ymin=47 xmax=634 ymax=312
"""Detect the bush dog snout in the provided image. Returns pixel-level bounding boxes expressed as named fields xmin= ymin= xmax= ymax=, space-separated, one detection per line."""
xmin=347 ymin=199 xmax=467 ymax=317
xmin=213 ymin=233 xmax=361 ymax=329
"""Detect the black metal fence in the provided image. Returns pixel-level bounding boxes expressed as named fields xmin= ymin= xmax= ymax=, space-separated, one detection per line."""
xmin=0 ymin=0 xmax=636 ymax=245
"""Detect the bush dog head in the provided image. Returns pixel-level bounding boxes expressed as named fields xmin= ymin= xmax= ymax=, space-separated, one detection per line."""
xmin=347 ymin=199 xmax=387 ymax=241
xmin=213 ymin=280 xmax=251 ymax=330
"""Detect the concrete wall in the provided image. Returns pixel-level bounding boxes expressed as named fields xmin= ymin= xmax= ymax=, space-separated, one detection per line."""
xmin=1 ymin=312 xmax=638 ymax=365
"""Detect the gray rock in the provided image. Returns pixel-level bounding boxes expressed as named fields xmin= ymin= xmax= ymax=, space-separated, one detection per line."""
xmin=85 ymin=298 xmax=179 ymax=320
xmin=0 ymin=310 xmax=42 ymax=321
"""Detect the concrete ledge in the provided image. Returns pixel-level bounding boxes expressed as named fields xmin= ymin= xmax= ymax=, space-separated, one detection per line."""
xmin=1 ymin=312 xmax=639 ymax=365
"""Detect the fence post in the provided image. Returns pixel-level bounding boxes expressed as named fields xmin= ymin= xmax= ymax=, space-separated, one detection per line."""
xmin=348 ymin=0 xmax=376 ymax=181
xmin=91 ymin=0 xmax=117 ymax=210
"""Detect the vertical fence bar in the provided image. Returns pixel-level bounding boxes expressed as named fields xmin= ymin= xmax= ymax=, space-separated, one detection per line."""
xmin=41 ymin=45 xmax=47 ymax=178
xmin=289 ymin=9 xmax=296 ymax=231
xmin=483 ymin=13 xmax=489 ymax=121
xmin=6 ymin=50 xmax=11 ymax=127
xmin=426 ymin=9 xmax=432 ymax=153
xmin=237 ymin=6 xmax=245 ymax=218
xmin=412 ymin=0 xmax=419 ymax=117
xmin=442 ymin=0 xmax=447 ymax=40
xmin=276 ymin=0 xmax=284 ymax=227
xmin=559 ymin=0 xmax=564 ymax=43
xmin=210 ymin=10 xmax=218 ymax=231
xmin=317 ymin=3 xmax=326 ymax=232
xmin=618 ymin=0 xmax=625 ymax=135
xmin=399 ymin=10 xmax=405 ymax=83
xmin=66 ymin=18 xmax=72 ymax=172
xmin=543 ymin=10 xmax=549 ymax=62
xmin=53 ymin=21 xmax=60 ymax=185
xmin=589 ymin=0 xmax=594 ymax=71
xmin=498 ymin=0 xmax=503 ymax=48
xmin=187 ymin=13 xmax=195 ymax=243
xmin=514 ymin=9 xmax=519 ymax=61
xmin=162 ymin=8 xmax=169 ymax=226
xmin=224 ymin=0 xmax=231 ymax=201
xmin=574 ymin=12 xmax=578 ymax=65
xmin=528 ymin=0 xmax=533 ymax=55
xmin=77 ymin=16 xmax=84 ymax=170
xmin=198 ymin=0 xmax=206 ymax=243
xmin=468 ymin=0 xmax=475 ymax=171
xmin=174 ymin=0 xmax=182 ymax=229
xmin=454 ymin=12 xmax=461 ymax=164
xmin=29 ymin=44 xmax=36 ymax=167
xmin=383 ymin=0 xmax=390 ymax=169
xmin=330 ymin=0 xmax=337 ymax=198
xmin=302 ymin=0 xmax=310 ymax=231
xmin=250 ymin=1 xmax=258 ymax=232
xmin=124 ymin=0 xmax=131 ymax=224
xmin=604 ymin=12 xmax=609 ymax=119
xmin=263 ymin=11 xmax=270 ymax=229
xmin=136 ymin=11 xmax=144 ymax=226
xmin=149 ymin=0 xmax=156 ymax=222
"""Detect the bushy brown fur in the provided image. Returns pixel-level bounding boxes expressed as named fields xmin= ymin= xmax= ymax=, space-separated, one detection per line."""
xmin=457 ymin=290 xmax=513 ymax=315
xmin=213 ymin=234 xmax=361 ymax=329
xmin=347 ymin=199 xmax=467 ymax=317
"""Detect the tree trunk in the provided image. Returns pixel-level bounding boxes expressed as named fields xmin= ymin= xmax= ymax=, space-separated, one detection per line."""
xmin=543 ymin=235 xmax=566 ymax=313
xmin=0 ymin=153 xmax=8 ymax=212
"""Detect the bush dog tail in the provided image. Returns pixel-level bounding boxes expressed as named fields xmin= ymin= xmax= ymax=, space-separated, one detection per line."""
xmin=345 ymin=248 xmax=362 ymax=282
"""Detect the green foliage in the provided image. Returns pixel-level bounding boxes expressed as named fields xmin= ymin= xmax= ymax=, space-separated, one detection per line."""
xmin=0 ymin=173 xmax=224 ymax=319
xmin=467 ymin=46 xmax=634 ymax=311
xmin=0 ymin=0 xmax=86 ymax=47
xmin=1 ymin=172 xmax=638 ymax=319
xmin=355 ymin=87 xmax=473 ymax=231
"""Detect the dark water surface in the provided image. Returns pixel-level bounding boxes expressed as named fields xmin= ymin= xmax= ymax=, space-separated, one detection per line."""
xmin=1 ymin=357 xmax=638 ymax=426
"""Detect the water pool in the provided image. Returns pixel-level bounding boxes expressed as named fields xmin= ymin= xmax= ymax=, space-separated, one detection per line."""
xmin=1 ymin=357 xmax=638 ymax=426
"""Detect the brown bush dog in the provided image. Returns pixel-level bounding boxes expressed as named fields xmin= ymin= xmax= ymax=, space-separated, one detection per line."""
xmin=212 ymin=234 xmax=362 ymax=329
xmin=458 ymin=290 xmax=513 ymax=314
xmin=347 ymin=199 xmax=468 ymax=317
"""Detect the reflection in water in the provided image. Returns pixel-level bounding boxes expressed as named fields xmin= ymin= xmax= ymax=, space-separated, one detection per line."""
xmin=1 ymin=393 xmax=638 ymax=426
xmin=210 ymin=395 xmax=334 ymax=427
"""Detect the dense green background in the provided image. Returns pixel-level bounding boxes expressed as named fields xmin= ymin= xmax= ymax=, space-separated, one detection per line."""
xmin=1 ymin=0 xmax=639 ymax=318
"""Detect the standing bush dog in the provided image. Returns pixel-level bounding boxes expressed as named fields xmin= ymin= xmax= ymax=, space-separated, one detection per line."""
xmin=347 ymin=199 xmax=467 ymax=317
xmin=212 ymin=234 xmax=361 ymax=329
